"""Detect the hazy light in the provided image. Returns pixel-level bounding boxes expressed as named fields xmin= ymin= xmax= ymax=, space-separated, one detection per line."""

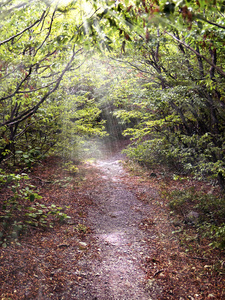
xmin=57 ymin=0 xmax=74 ymax=4
xmin=55 ymin=0 xmax=93 ymax=15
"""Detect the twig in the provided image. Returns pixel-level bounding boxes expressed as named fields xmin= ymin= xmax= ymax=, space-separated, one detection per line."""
xmin=153 ymin=269 xmax=164 ymax=277
xmin=187 ymin=255 xmax=208 ymax=261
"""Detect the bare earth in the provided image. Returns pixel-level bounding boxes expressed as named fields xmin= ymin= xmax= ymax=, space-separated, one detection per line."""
xmin=84 ymin=156 xmax=160 ymax=299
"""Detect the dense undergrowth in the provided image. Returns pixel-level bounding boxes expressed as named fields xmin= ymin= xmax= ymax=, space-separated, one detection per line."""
xmin=0 ymin=161 xmax=75 ymax=248
xmin=167 ymin=188 xmax=225 ymax=250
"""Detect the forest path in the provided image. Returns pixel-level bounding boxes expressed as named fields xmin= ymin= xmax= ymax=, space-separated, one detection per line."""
xmin=1 ymin=144 xmax=223 ymax=299
xmin=81 ymin=151 xmax=161 ymax=299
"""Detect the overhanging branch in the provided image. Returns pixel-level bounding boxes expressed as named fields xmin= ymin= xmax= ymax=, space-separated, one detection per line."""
xmin=1 ymin=46 xmax=82 ymax=127
xmin=0 ymin=10 xmax=46 ymax=46
xmin=165 ymin=31 xmax=225 ymax=78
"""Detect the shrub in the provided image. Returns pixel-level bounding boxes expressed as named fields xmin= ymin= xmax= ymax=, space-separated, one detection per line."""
xmin=0 ymin=172 xmax=70 ymax=247
xmin=168 ymin=188 xmax=225 ymax=249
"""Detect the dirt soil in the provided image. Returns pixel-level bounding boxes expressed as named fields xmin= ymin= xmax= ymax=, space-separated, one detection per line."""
xmin=0 ymin=143 xmax=224 ymax=299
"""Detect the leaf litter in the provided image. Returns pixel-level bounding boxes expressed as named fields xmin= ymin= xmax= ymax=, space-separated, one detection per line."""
xmin=0 ymin=145 xmax=224 ymax=299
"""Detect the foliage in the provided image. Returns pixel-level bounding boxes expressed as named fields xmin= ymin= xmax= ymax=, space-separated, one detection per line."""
xmin=0 ymin=0 xmax=225 ymax=254
xmin=99 ymin=0 xmax=225 ymax=190
xmin=0 ymin=170 xmax=70 ymax=247
xmin=168 ymin=188 xmax=225 ymax=249
xmin=0 ymin=0 xmax=116 ymax=248
xmin=75 ymin=223 xmax=88 ymax=234
xmin=63 ymin=160 xmax=79 ymax=174
xmin=0 ymin=0 xmax=224 ymax=186
xmin=0 ymin=0 xmax=112 ymax=166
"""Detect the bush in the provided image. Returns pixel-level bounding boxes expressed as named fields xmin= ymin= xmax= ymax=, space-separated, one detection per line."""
xmin=0 ymin=171 xmax=70 ymax=247
xmin=168 ymin=188 xmax=225 ymax=249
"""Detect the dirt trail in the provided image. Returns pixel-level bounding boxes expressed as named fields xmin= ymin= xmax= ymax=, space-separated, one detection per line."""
xmin=83 ymin=154 xmax=161 ymax=299
xmin=1 ymin=145 xmax=224 ymax=299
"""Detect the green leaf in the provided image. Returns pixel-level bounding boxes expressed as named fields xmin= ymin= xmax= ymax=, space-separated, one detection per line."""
xmin=30 ymin=194 xmax=35 ymax=202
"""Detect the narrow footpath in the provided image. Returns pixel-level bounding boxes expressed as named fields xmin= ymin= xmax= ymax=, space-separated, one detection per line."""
xmin=73 ymin=149 xmax=224 ymax=300
xmin=73 ymin=152 xmax=162 ymax=300
xmin=84 ymin=156 xmax=161 ymax=299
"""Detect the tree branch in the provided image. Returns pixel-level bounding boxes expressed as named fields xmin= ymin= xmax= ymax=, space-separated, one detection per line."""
xmin=0 ymin=11 xmax=46 ymax=46
xmin=34 ymin=8 xmax=57 ymax=56
xmin=1 ymin=46 xmax=82 ymax=127
xmin=196 ymin=15 xmax=225 ymax=29
xmin=0 ymin=67 xmax=33 ymax=102
xmin=165 ymin=31 xmax=225 ymax=78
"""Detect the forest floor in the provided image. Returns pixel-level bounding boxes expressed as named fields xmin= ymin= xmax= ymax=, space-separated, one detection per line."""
xmin=0 ymin=141 xmax=225 ymax=299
